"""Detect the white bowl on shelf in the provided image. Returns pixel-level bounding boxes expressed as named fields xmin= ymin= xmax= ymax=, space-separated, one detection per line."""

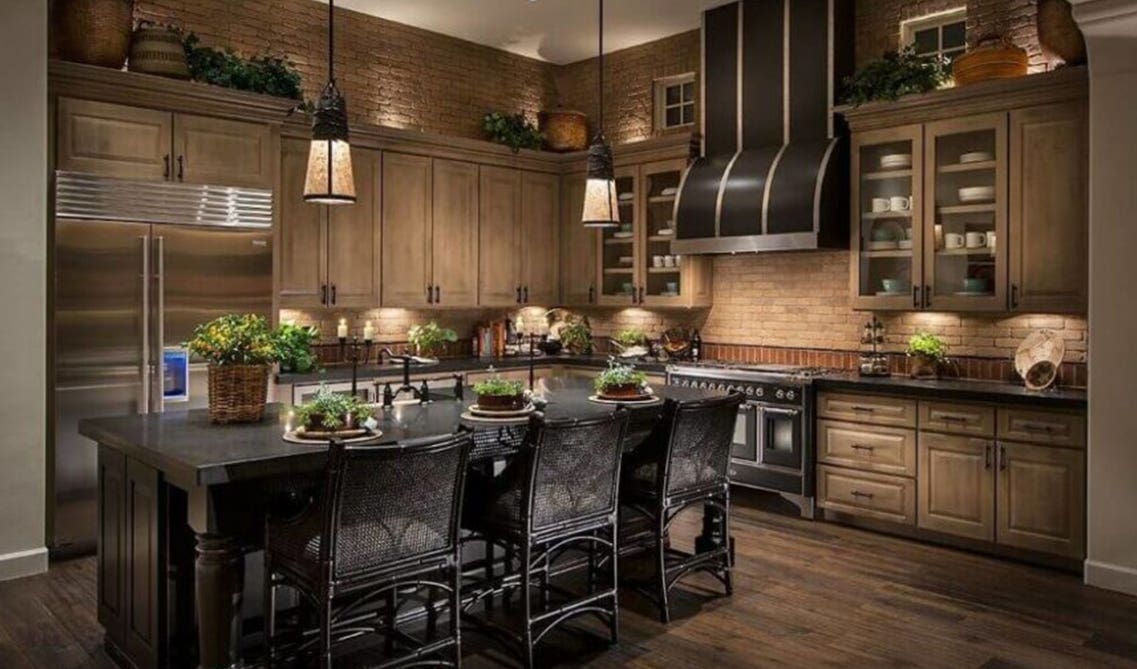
xmin=958 ymin=186 xmax=996 ymax=203
xmin=661 ymin=187 xmax=678 ymax=196
xmin=880 ymin=153 xmax=912 ymax=169
xmin=959 ymin=151 xmax=994 ymax=164
xmin=618 ymin=192 xmax=634 ymax=202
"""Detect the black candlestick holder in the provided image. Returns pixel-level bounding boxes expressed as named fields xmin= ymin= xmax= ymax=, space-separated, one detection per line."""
xmin=338 ymin=336 xmax=373 ymax=398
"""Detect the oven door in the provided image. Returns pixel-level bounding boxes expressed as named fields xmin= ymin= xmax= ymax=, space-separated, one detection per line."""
xmin=758 ymin=406 xmax=803 ymax=469
xmin=730 ymin=403 xmax=757 ymax=463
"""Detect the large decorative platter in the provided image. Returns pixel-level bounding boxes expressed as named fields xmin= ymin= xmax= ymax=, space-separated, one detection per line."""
xmin=588 ymin=393 xmax=662 ymax=405
xmin=460 ymin=410 xmax=539 ymax=424
xmin=467 ymin=403 xmax=537 ymax=418
xmin=283 ymin=428 xmax=383 ymax=445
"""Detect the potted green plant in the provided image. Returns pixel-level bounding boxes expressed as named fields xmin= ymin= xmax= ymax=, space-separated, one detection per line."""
xmin=559 ymin=321 xmax=592 ymax=355
xmin=186 ymin=314 xmax=280 ymax=423
xmin=482 ymin=111 xmax=544 ymax=153
xmin=611 ymin=328 xmax=650 ymax=357
xmin=472 ymin=373 xmax=527 ymax=411
xmin=841 ymin=47 xmax=952 ymax=107
xmin=408 ymin=322 xmax=458 ymax=359
xmin=594 ymin=361 xmax=649 ymax=399
xmin=907 ymin=332 xmax=947 ymax=379
xmin=294 ymin=384 xmax=374 ymax=433
xmin=276 ymin=323 xmax=321 ymax=374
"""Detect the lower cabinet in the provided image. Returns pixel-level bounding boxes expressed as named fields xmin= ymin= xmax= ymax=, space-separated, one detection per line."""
xmin=996 ymin=442 xmax=1085 ymax=558
xmin=817 ymin=465 xmax=917 ymax=525
xmin=917 ymin=433 xmax=995 ymax=541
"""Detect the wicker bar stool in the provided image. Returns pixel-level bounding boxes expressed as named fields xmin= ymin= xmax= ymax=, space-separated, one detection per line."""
xmin=263 ymin=432 xmax=472 ymax=668
xmin=462 ymin=411 xmax=629 ymax=668
xmin=618 ymin=393 xmax=744 ymax=623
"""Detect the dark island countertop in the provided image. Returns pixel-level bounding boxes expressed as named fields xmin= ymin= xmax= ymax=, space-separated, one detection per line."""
xmin=79 ymin=379 xmax=716 ymax=490
xmin=813 ymin=373 xmax=1087 ymax=410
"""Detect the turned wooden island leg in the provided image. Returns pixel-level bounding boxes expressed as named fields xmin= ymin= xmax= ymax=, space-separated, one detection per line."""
xmin=195 ymin=533 xmax=244 ymax=669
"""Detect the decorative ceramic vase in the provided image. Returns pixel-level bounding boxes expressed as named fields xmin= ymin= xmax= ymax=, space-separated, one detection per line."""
xmin=54 ymin=0 xmax=134 ymax=69
xmin=539 ymin=109 xmax=589 ymax=152
xmin=129 ymin=26 xmax=190 ymax=79
xmin=207 ymin=364 xmax=269 ymax=424
xmin=1038 ymin=0 xmax=1087 ymax=65
xmin=909 ymin=355 xmax=940 ymax=380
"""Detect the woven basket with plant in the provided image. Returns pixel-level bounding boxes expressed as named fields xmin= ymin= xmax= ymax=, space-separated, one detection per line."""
xmin=187 ymin=314 xmax=280 ymax=424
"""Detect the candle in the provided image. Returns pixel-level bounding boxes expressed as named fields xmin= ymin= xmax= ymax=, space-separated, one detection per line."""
xmin=363 ymin=320 xmax=375 ymax=342
xmin=337 ymin=318 xmax=348 ymax=339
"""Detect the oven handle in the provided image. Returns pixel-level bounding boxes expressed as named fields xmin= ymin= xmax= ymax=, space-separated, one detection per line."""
xmin=760 ymin=406 xmax=801 ymax=417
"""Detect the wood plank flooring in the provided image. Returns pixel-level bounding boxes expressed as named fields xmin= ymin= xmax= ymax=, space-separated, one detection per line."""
xmin=3 ymin=489 xmax=1137 ymax=668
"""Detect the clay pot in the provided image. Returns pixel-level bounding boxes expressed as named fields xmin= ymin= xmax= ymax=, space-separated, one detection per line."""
xmin=1038 ymin=0 xmax=1087 ymax=66
xmin=54 ymin=0 xmax=134 ymax=69
xmin=129 ymin=26 xmax=190 ymax=79
xmin=539 ymin=109 xmax=589 ymax=152
xmin=598 ymin=383 xmax=644 ymax=399
xmin=476 ymin=394 xmax=526 ymax=411
xmin=909 ymin=355 xmax=940 ymax=380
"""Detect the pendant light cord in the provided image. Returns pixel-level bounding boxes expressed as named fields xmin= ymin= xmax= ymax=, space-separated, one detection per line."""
xmin=328 ymin=0 xmax=335 ymax=84
xmin=597 ymin=0 xmax=604 ymax=136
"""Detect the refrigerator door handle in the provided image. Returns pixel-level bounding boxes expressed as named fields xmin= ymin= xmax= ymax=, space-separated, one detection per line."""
xmin=140 ymin=235 xmax=151 ymax=415
xmin=155 ymin=235 xmax=166 ymax=413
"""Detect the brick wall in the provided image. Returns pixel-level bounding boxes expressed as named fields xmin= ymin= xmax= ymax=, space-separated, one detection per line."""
xmin=133 ymin=0 xmax=556 ymax=139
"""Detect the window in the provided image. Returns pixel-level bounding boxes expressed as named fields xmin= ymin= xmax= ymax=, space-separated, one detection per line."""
xmin=901 ymin=8 xmax=967 ymax=63
xmin=654 ymin=74 xmax=696 ymax=132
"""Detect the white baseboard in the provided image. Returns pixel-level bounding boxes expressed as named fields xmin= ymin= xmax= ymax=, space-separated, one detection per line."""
xmin=0 ymin=547 xmax=48 ymax=582
xmin=1085 ymin=559 xmax=1137 ymax=597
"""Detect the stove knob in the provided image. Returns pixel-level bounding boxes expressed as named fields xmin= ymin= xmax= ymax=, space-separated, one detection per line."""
xmin=786 ymin=390 xmax=797 ymax=401
xmin=718 ymin=383 xmax=727 ymax=391
xmin=745 ymin=387 xmax=755 ymax=395
xmin=755 ymin=387 xmax=764 ymax=397
xmin=776 ymin=389 xmax=786 ymax=400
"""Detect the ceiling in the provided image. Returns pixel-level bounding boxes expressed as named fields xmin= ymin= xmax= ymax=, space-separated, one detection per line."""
xmin=330 ymin=0 xmax=724 ymax=65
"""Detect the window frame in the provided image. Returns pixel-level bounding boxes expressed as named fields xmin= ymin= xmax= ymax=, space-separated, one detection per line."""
xmin=653 ymin=73 xmax=697 ymax=132
xmin=900 ymin=7 xmax=967 ymax=61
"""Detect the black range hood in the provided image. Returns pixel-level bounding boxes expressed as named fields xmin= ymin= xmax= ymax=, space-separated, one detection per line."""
xmin=672 ymin=0 xmax=853 ymax=254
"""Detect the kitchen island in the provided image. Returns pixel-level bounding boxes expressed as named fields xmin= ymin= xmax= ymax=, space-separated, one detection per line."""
xmin=79 ymin=379 xmax=715 ymax=669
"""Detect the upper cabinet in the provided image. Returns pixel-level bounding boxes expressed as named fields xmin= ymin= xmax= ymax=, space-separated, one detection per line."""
xmin=520 ymin=171 xmax=560 ymax=306
xmin=478 ymin=166 xmax=561 ymax=307
xmin=57 ymin=98 xmax=274 ymax=189
xmin=430 ymin=159 xmax=480 ymax=307
xmin=844 ymin=68 xmax=1088 ymax=314
xmin=559 ymin=173 xmax=597 ymax=305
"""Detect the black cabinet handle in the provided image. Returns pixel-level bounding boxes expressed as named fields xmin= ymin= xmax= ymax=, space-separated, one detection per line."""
xmin=516 ymin=286 xmax=522 ymax=304
xmin=523 ymin=285 xmax=529 ymax=303
xmin=330 ymin=284 xmax=337 ymax=305
xmin=163 ymin=154 xmax=170 ymax=179
xmin=177 ymin=155 xmax=185 ymax=181
xmin=631 ymin=285 xmax=637 ymax=305
xmin=1011 ymin=284 xmax=1019 ymax=309
xmin=924 ymin=285 xmax=932 ymax=308
xmin=588 ymin=285 xmax=595 ymax=304
xmin=638 ymin=286 xmax=645 ymax=304
xmin=435 ymin=285 xmax=441 ymax=304
xmin=999 ymin=445 xmax=1007 ymax=471
xmin=985 ymin=444 xmax=992 ymax=470
xmin=913 ymin=285 xmax=921 ymax=309
xmin=427 ymin=284 xmax=434 ymax=304
xmin=321 ymin=284 xmax=327 ymax=306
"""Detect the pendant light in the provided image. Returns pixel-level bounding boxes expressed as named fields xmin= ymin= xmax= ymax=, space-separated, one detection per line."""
xmin=304 ymin=0 xmax=356 ymax=204
xmin=581 ymin=0 xmax=619 ymax=228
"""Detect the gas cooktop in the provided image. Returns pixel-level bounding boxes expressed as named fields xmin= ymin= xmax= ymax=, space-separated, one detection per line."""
xmin=668 ymin=361 xmax=836 ymax=379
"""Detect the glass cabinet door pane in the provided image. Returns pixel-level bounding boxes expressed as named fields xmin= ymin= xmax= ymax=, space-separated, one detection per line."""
xmin=599 ymin=173 xmax=637 ymax=301
xmin=856 ymin=138 xmax=917 ymax=303
xmin=642 ymin=166 xmax=682 ymax=300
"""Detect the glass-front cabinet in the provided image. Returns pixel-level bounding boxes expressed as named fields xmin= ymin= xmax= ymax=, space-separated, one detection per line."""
xmin=851 ymin=115 xmax=1008 ymax=312
xmin=598 ymin=166 xmax=640 ymax=304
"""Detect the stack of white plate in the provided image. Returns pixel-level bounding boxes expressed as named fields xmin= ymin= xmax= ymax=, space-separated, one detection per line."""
xmin=958 ymin=186 xmax=996 ymax=203
xmin=618 ymin=192 xmax=634 ymax=202
xmin=959 ymin=151 xmax=994 ymax=164
xmin=880 ymin=153 xmax=912 ymax=170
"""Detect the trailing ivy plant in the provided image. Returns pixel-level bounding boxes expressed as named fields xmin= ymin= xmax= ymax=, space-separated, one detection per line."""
xmin=182 ymin=32 xmax=304 ymax=100
xmin=482 ymin=112 xmax=544 ymax=153
xmin=841 ymin=47 xmax=951 ymax=107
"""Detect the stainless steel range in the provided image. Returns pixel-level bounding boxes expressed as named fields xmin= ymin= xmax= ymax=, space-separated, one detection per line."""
xmin=667 ymin=363 xmax=831 ymax=517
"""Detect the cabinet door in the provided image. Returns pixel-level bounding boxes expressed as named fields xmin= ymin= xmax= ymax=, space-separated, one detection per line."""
xmin=381 ymin=153 xmax=433 ymax=307
xmin=559 ymin=173 xmax=597 ymax=305
xmin=97 ymin=445 xmax=127 ymax=647
xmin=432 ymin=159 xmax=480 ymax=307
xmin=922 ymin=114 xmax=1008 ymax=312
xmin=520 ymin=171 xmax=560 ymax=305
xmin=997 ymin=443 xmax=1085 ymax=558
xmin=1009 ymin=102 xmax=1089 ymax=313
xmin=173 ymin=114 xmax=273 ymax=188
xmin=597 ymin=166 xmax=641 ymax=305
xmin=58 ymin=98 xmax=172 ymax=180
xmin=850 ymin=125 xmax=925 ymax=311
xmin=639 ymin=158 xmax=691 ymax=306
xmin=123 ymin=458 xmax=163 ymax=669
xmin=327 ymin=148 xmax=380 ymax=308
xmin=278 ymin=139 xmax=327 ymax=308
xmin=479 ymin=166 xmax=522 ymax=306
xmin=917 ymin=433 xmax=995 ymax=541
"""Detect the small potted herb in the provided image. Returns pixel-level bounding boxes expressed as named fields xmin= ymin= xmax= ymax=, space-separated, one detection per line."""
xmin=472 ymin=373 xmax=527 ymax=411
xmin=594 ymin=361 xmax=649 ymax=399
xmin=612 ymin=328 xmax=650 ymax=358
xmin=294 ymin=385 xmax=374 ymax=433
xmin=558 ymin=321 xmax=593 ymax=355
xmin=276 ymin=323 xmax=321 ymax=374
xmin=907 ymin=332 xmax=947 ymax=379
xmin=408 ymin=322 xmax=458 ymax=359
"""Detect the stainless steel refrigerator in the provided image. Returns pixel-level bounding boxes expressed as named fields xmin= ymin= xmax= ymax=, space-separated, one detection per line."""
xmin=51 ymin=172 xmax=274 ymax=555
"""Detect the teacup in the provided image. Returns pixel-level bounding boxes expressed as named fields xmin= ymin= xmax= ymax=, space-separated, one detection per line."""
xmin=663 ymin=255 xmax=676 ymax=268
xmin=985 ymin=231 xmax=996 ymax=249
xmin=965 ymin=232 xmax=988 ymax=249
xmin=944 ymin=233 xmax=965 ymax=250
xmin=871 ymin=197 xmax=891 ymax=213
xmin=652 ymin=255 xmax=665 ymax=268
xmin=889 ymin=195 xmax=912 ymax=212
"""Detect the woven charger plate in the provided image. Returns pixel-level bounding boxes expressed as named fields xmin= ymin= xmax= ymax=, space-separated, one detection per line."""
xmin=283 ymin=428 xmax=382 ymax=445
xmin=1015 ymin=330 xmax=1066 ymax=391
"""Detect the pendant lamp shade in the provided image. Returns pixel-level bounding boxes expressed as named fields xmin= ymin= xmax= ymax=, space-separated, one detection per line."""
xmin=304 ymin=0 xmax=356 ymax=205
xmin=581 ymin=0 xmax=619 ymax=228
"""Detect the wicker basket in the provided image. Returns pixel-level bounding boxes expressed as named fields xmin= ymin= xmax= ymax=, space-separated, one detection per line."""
xmin=952 ymin=36 xmax=1028 ymax=87
xmin=129 ymin=26 xmax=190 ymax=79
xmin=207 ymin=364 xmax=269 ymax=424
xmin=539 ymin=110 xmax=589 ymax=152
xmin=54 ymin=0 xmax=134 ymax=69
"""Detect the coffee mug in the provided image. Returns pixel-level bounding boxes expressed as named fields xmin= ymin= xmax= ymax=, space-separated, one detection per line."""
xmin=985 ymin=231 xmax=996 ymax=249
xmin=889 ymin=195 xmax=912 ymax=212
xmin=674 ymin=254 xmax=683 ymax=267
xmin=665 ymin=281 xmax=679 ymax=293
xmin=965 ymin=232 xmax=988 ymax=249
xmin=652 ymin=255 xmax=665 ymax=268
xmin=663 ymin=255 xmax=676 ymax=268
xmin=944 ymin=233 xmax=965 ymax=250
xmin=871 ymin=197 xmax=890 ymax=213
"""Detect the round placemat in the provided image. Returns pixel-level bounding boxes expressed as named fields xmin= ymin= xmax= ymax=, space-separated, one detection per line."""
xmin=587 ymin=394 xmax=663 ymax=406
xmin=283 ymin=429 xmax=383 ymax=445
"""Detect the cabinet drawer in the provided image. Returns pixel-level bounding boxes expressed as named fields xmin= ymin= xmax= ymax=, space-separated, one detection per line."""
xmin=817 ymin=392 xmax=917 ymax=428
xmin=997 ymin=408 xmax=1085 ymax=448
xmin=817 ymin=465 xmax=916 ymax=525
xmin=817 ymin=420 xmax=916 ymax=477
xmin=919 ymin=401 xmax=995 ymax=437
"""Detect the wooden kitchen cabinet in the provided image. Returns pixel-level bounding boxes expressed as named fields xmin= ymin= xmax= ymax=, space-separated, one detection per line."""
xmin=559 ymin=173 xmax=598 ymax=305
xmin=382 ymin=152 xmax=433 ymax=307
xmin=1009 ymin=102 xmax=1089 ymax=313
xmin=173 ymin=113 xmax=273 ymax=188
xmin=57 ymin=98 xmax=172 ymax=180
xmin=917 ymin=433 xmax=995 ymax=541
xmin=279 ymin=138 xmax=379 ymax=309
xmin=996 ymin=441 xmax=1085 ymax=558
xmin=431 ymin=159 xmax=480 ymax=307
xmin=479 ymin=166 xmax=523 ymax=306
xmin=520 ymin=171 xmax=560 ymax=305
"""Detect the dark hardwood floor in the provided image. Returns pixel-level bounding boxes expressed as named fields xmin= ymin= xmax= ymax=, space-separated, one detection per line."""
xmin=4 ymin=489 xmax=1137 ymax=668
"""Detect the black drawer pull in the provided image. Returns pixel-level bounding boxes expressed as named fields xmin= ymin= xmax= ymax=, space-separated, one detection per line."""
xmin=850 ymin=490 xmax=874 ymax=499
xmin=850 ymin=444 xmax=875 ymax=452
